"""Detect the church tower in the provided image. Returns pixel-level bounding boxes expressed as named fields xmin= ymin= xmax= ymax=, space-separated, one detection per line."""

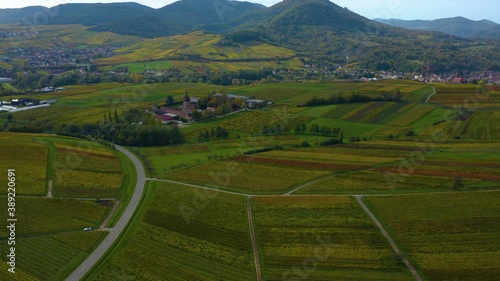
xmin=183 ymin=92 xmax=191 ymax=111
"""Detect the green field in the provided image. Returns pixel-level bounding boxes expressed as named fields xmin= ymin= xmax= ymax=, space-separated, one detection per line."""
xmin=0 ymin=197 xmax=108 ymax=237
xmin=253 ymin=196 xmax=413 ymax=280
xmin=0 ymin=133 xmax=133 ymax=280
xmin=90 ymin=182 xmax=256 ymax=280
xmin=0 ymin=232 xmax=107 ymax=280
xmin=1 ymin=82 xmax=18 ymax=91
xmin=0 ymin=133 xmax=48 ymax=195
xmin=0 ymin=24 xmax=141 ymax=54
xmin=166 ymin=158 xmax=330 ymax=194
xmin=2 ymin=80 xmax=500 ymax=280
xmin=0 ymin=195 xmax=110 ymax=280
xmin=365 ymin=192 xmax=500 ymax=281
xmin=40 ymin=137 xmax=124 ymax=198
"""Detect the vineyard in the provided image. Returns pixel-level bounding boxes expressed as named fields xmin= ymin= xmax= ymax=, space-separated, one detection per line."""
xmin=432 ymin=111 xmax=500 ymax=140
xmin=365 ymin=192 xmax=500 ymax=281
xmin=0 ymin=232 xmax=106 ymax=281
xmin=2 ymin=78 xmax=500 ymax=281
xmin=429 ymin=84 xmax=500 ymax=108
xmin=167 ymin=159 xmax=329 ymax=194
xmin=92 ymin=182 xmax=256 ymax=281
xmin=252 ymin=196 xmax=413 ymax=280
xmin=297 ymin=170 xmax=457 ymax=194
xmin=44 ymin=137 xmax=124 ymax=197
xmin=259 ymin=148 xmax=400 ymax=165
xmin=0 ymin=197 xmax=108 ymax=238
xmin=0 ymin=133 xmax=48 ymax=195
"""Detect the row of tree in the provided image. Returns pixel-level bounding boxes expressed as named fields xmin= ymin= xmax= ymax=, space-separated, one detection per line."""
xmin=305 ymin=91 xmax=402 ymax=106
xmin=198 ymin=126 xmax=230 ymax=141
xmin=261 ymin=121 xmax=344 ymax=142
xmin=1 ymin=109 xmax=185 ymax=147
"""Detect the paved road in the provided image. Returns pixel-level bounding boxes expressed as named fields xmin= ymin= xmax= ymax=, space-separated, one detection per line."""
xmin=355 ymin=195 xmax=423 ymax=281
xmin=66 ymin=145 xmax=146 ymax=281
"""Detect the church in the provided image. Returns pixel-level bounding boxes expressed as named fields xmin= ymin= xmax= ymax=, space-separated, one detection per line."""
xmin=182 ymin=92 xmax=200 ymax=115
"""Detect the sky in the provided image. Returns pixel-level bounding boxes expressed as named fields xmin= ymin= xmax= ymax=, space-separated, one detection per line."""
xmin=1 ymin=0 xmax=499 ymax=23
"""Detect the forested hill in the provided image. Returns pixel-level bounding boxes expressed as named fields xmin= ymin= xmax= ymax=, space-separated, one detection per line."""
xmin=219 ymin=0 xmax=499 ymax=72
xmin=0 ymin=0 xmax=498 ymax=72
xmin=374 ymin=17 xmax=500 ymax=39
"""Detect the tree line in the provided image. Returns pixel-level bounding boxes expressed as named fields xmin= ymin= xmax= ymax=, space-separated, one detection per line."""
xmin=1 ymin=108 xmax=184 ymax=147
xmin=305 ymin=91 xmax=402 ymax=106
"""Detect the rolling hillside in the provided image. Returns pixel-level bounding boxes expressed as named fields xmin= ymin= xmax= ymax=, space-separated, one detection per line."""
xmin=97 ymin=31 xmax=301 ymax=72
xmin=0 ymin=0 xmax=498 ymax=72
xmin=0 ymin=24 xmax=142 ymax=56
xmin=375 ymin=17 xmax=500 ymax=38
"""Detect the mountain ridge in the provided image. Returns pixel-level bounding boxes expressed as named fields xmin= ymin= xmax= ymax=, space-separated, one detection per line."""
xmin=374 ymin=17 xmax=500 ymax=38
xmin=0 ymin=0 xmax=498 ymax=72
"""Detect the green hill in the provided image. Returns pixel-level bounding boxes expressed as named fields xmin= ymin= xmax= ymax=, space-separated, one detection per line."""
xmin=223 ymin=0 xmax=499 ymax=72
xmin=375 ymin=17 xmax=500 ymax=38
xmin=0 ymin=0 xmax=498 ymax=72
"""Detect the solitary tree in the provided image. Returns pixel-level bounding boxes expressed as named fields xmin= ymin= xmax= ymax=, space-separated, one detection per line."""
xmin=166 ymin=95 xmax=175 ymax=107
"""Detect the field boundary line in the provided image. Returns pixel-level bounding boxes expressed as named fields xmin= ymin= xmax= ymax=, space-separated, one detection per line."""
xmin=354 ymin=195 xmax=423 ymax=281
xmin=284 ymin=180 xmax=318 ymax=195
xmin=246 ymin=196 xmax=263 ymax=281
xmin=425 ymin=86 xmax=436 ymax=103
xmin=146 ymin=178 xmax=250 ymax=196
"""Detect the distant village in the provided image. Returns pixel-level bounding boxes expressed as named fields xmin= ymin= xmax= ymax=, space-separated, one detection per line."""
xmin=2 ymin=45 xmax=119 ymax=71
xmin=152 ymin=92 xmax=268 ymax=123
xmin=0 ymin=44 xmax=499 ymax=85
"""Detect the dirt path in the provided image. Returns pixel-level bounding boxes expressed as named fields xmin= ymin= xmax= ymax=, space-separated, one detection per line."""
xmin=246 ymin=196 xmax=263 ymax=281
xmin=425 ymin=86 xmax=436 ymax=103
xmin=355 ymin=195 xmax=423 ymax=281
xmin=47 ymin=180 xmax=53 ymax=198
xmin=284 ymin=180 xmax=318 ymax=195
xmin=100 ymin=200 xmax=120 ymax=229
xmin=147 ymin=178 xmax=249 ymax=196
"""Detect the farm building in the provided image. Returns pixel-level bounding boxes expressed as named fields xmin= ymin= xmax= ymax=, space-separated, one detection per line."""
xmin=156 ymin=114 xmax=175 ymax=124
xmin=0 ymin=77 xmax=12 ymax=83
xmin=182 ymin=92 xmax=200 ymax=115
xmin=158 ymin=106 xmax=189 ymax=120
xmin=0 ymin=105 xmax=17 ymax=112
xmin=246 ymin=99 xmax=266 ymax=109
xmin=40 ymin=99 xmax=57 ymax=105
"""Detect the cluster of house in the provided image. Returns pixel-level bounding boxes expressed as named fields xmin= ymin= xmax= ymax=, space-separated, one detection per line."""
xmin=36 ymin=86 xmax=64 ymax=93
xmin=372 ymin=71 xmax=500 ymax=85
xmin=417 ymin=72 xmax=500 ymax=84
xmin=0 ymin=31 xmax=36 ymax=38
xmin=153 ymin=92 xmax=267 ymax=123
xmin=12 ymin=45 xmax=119 ymax=68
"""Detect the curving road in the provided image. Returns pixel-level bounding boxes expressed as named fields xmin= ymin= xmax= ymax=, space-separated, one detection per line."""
xmin=66 ymin=145 xmax=146 ymax=281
